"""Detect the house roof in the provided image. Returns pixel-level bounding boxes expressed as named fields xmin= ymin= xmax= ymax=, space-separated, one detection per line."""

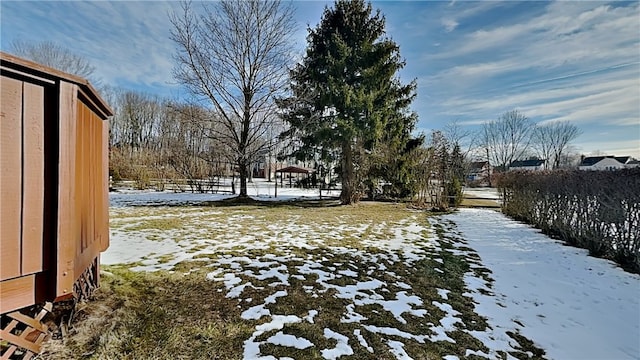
xmin=580 ymin=156 xmax=607 ymax=166
xmin=275 ymin=166 xmax=316 ymax=174
xmin=615 ymin=156 xmax=631 ymax=164
xmin=509 ymin=159 xmax=545 ymax=168
xmin=579 ymin=156 xmax=632 ymax=167
xmin=469 ymin=161 xmax=489 ymax=170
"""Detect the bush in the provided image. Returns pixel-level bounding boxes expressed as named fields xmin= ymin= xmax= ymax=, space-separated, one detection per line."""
xmin=446 ymin=178 xmax=463 ymax=207
xmin=496 ymin=168 xmax=640 ymax=273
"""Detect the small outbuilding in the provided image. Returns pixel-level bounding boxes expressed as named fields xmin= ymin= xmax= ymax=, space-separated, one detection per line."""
xmin=1 ymin=52 xmax=112 ymax=357
xmin=275 ymin=165 xmax=316 ymax=188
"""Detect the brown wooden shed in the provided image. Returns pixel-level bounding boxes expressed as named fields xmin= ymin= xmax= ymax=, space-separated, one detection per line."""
xmin=1 ymin=52 xmax=112 ymax=354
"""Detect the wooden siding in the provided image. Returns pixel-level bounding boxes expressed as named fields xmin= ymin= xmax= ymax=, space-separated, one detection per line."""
xmin=21 ymin=82 xmax=45 ymax=275
xmin=0 ymin=76 xmax=22 ymax=281
xmin=1 ymin=52 xmax=112 ymax=316
xmin=0 ymin=76 xmax=46 ymax=313
xmin=0 ymin=276 xmax=35 ymax=314
xmin=55 ymin=82 xmax=77 ymax=298
xmin=55 ymin=86 xmax=110 ymax=299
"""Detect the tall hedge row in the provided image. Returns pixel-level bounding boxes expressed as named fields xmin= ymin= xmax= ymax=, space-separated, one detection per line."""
xmin=495 ymin=168 xmax=640 ymax=273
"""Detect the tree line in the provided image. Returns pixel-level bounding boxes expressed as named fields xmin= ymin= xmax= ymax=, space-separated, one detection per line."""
xmin=479 ymin=109 xmax=581 ymax=172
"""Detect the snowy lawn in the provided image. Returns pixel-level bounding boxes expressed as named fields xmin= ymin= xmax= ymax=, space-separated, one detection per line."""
xmin=43 ymin=191 xmax=640 ymax=359
xmin=442 ymin=209 xmax=640 ymax=360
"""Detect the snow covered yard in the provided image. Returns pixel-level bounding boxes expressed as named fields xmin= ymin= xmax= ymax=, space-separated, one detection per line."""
xmin=443 ymin=209 xmax=640 ymax=360
xmin=45 ymin=190 xmax=639 ymax=359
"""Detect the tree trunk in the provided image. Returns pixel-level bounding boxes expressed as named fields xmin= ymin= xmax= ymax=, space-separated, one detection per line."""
xmin=340 ymin=141 xmax=356 ymax=205
xmin=239 ymin=161 xmax=248 ymax=197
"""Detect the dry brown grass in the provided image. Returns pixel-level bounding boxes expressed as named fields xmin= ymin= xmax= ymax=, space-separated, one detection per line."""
xmin=37 ymin=202 xmax=544 ymax=359
xmin=39 ymin=268 xmax=249 ymax=360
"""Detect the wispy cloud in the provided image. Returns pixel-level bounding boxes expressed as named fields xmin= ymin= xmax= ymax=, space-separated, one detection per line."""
xmin=415 ymin=1 xmax=639 ymax=157
xmin=2 ymin=0 xmax=637 ymax=157
xmin=441 ymin=18 xmax=458 ymax=32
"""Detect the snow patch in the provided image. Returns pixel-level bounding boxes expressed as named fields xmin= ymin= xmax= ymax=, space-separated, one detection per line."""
xmin=321 ymin=328 xmax=353 ymax=359
xmin=266 ymin=332 xmax=313 ymax=349
xmin=354 ymin=329 xmax=373 ymax=353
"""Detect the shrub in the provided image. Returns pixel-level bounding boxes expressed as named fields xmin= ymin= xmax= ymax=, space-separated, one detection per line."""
xmin=495 ymin=168 xmax=640 ymax=273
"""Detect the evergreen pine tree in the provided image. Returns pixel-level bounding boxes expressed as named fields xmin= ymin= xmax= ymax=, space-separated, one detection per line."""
xmin=278 ymin=0 xmax=417 ymax=204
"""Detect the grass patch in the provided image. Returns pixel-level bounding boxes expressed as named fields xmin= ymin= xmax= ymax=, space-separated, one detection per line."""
xmin=460 ymin=198 xmax=501 ymax=208
xmin=41 ymin=267 xmax=249 ymax=360
xmin=43 ymin=201 xmax=546 ymax=359
xmin=123 ymin=217 xmax=185 ymax=232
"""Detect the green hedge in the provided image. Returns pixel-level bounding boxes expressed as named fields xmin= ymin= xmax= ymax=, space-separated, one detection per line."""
xmin=496 ymin=168 xmax=640 ymax=273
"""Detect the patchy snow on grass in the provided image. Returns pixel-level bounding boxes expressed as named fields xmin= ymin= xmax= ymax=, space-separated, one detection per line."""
xmin=387 ymin=340 xmax=412 ymax=360
xmin=321 ymin=328 xmax=353 ymax=359
xmin=430 ymin=301 xmax=460 ymax=343
xmin=444 ymin=208 xmax=640 ymax=360
xmin=266 ymin=332 xmax=314 ymax=349
xmin=110 ymin=179 xmax=341 ymax=207
xmin=362 ymin=325 xmax=426 ymax=343
xmin=304 ymin=310 xmax=318 ymax=324
xmin=437 ymin=288 xmax=450 ymax=300
xmin=241 ymin=290 xmax=288 ymax=320
xmin=244 ymin=315 xmax=304 ymax=360
xmin=353 ymin=329 xmax=373 ymax=353
xmin=104 ymin=191 xmax=639 ymax=359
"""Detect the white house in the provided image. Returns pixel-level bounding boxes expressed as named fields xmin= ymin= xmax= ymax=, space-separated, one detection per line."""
xmin=578 ymin=156 xmax=636 ymax=171
xmin=509 ymin=159 xmax=546 ymax=171
xmin=467 ymin=161 xmax=491 ymax=182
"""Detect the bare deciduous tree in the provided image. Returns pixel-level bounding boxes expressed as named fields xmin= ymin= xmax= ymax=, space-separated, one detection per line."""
xmin=481 ymin=110 xmax=533 ymax=170
xmin=444 ymin=119 xmax=473 ymax=157
xmin=532 ymin=121 xmax=582 ymax=169
xmin=169 ymin=0 xmax=296 ymax=197
xmin=10 ymin=40 xmax=96 ymax=80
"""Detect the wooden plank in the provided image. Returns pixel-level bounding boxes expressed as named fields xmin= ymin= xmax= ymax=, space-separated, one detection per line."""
xmin=0 ymin=65 xmax=56 ymax=85
xmin=0 ymin=345 xmax=18 ymax=360
xmin=88 ymin=108 xmax=96 ymax=250
xmin=6 ymin=311 xmax=46 ymax=333
xmin=21 ymin=82 xmax=45 ymax=275
xmin=85 ymin=105 xmax=93 ymax=252
xmin=0 ymin=76 xmax=23 ymax=281
xmin=76 ymin=100 xmax=86 ymax=254
xmin=100 ymin=116 xmax=110 ymax=252
xmin=0 ymin=330 xmax=40 ymax=354
xmin=56 ymin=82 xmax=77 ymax=298
xmin=0 ymin=275 xmax=35 ymax=314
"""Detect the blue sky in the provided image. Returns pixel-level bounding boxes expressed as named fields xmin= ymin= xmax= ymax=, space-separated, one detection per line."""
xmin=2 ymin=1 xmax=639 ymax=158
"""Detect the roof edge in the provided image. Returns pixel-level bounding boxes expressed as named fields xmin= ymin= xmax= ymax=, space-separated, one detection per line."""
xmin=0 ymin=51 xmax=113 ymax=117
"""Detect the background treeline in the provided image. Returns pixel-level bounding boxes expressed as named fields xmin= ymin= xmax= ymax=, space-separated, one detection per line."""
xmin=496 ymin=169 xmax=640 ymax=273
xmin=104 ymin=89 xmax=239 ymax=192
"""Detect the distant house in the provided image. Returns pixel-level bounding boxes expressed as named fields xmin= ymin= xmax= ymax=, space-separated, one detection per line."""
xmin=627 ymin=159 xmax=640 ymax=168
xmin=467 ymin=161 xmax=491 ymax=183
xmin=578 ymin=156 xmax=637 ymax=170
xmin=509 ymin=159 xmax=546 ymax=171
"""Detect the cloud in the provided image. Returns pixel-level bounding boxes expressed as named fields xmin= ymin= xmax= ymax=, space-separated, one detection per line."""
xmin=573 ymin=139 xmax=640 ymax=158
xmin=419 ymin=1 xmax=639 ymax=137
xmin=2 ymin=0 xmax=636 ymax=157
xmin=436 ymin=67 xmax=639 ymax=121
xmin=429 ymin=2 xmax=639 ymax=67
xmin=1 ymin=1 xmax=180 ymax=94
xmin=441 ymin=18 xmax=459 ymax=32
